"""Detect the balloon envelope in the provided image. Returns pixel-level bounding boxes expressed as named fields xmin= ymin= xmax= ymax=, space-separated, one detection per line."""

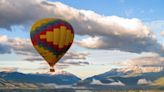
xmin=30 ymin=18 xmax=74 ymax=72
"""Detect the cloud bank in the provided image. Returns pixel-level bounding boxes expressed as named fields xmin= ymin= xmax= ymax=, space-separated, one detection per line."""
xmin=0 ymin=35 xmax=89 ymax=66
xmin=0 ymin=0 xmax=163 ymax=55
xmin=123 ymin=54 xmax=164 ymax=67
xmin=0 ymin=35 xmax=37 ymax=56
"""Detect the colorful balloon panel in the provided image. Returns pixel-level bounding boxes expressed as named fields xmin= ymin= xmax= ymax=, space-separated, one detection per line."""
xmin=30 ymin=18 xmax=74 ymax=71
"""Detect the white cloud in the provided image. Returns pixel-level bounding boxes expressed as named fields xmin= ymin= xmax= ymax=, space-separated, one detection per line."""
xmin=123 ymin=53 xmax=164 ymax=67
xmin=77 ymin=35 xmax=164 ymax=56
xmin=0 ymin=0 xmax=163 ymax=55
xmin=53 ymin=2 xmax=163 ymax=55
xmin=0 ymin=0 xmax=54 ymax=29
xmin=108 ymin=81 xmax=125 ymax=86
xmin=118 ymin=53 xmax=164 ymax=73
xmin=61 ymin=51 xmax=89 ymax=60
xmin=0 ymin=35 xmax=89 ymax=67
xmin=90 ymin=78 xmax=125 ymax=86
xmin=76 ymin=37 xmax=103 ymax=49
xmin=25 ymin=51 xmax=89 ymax=63
xmin=90 ymin=78 xmax=104 ymax=85
xmin=137 ymin=79 xmax=152 ymax=85
xmin=0 ymin=0 xmax=154 ymax=37
xmin=0 ymin=35 xmax=38 ymax=56
xmin=0 ymin=35 xmax=8 ymax=42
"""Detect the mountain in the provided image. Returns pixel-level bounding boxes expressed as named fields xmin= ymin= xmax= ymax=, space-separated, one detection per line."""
xmin=77 ymin=68 xmax=136 ymax=86
xmin=0 ymin=71 xmax=81 ymax=85
xmin=76 ymin=67 xmax=164 ymax=90
xmin=1 ymin=68 xmax=164 ymax=90
xmin=0 ymin=78 xmax=78 ymax=91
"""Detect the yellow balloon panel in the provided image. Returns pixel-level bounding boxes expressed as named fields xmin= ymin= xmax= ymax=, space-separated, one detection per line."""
xmin=59 ymin=26 xmax=67 ymax=48
xmin=46 ymin=31 xmax=54 ymax=42
xmin=53 ymin=28 xmax=60 ymax=45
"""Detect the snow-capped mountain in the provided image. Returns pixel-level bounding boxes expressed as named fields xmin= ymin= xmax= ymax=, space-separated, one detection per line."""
xmin=76 ymin=67 xmax=164 ymax=90
xmin=1 ymin=67 xmax=164 ymax=90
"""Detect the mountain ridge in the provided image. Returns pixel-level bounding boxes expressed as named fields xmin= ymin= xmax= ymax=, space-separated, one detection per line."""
xmin=0 ymin=71 xmax=81 ymax=85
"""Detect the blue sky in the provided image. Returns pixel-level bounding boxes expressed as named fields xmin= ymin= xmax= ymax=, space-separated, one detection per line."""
xmin=50 ymin=0 xmax=164 ymax=20
xmin=0 ymin=0 xmax=163 ymax=79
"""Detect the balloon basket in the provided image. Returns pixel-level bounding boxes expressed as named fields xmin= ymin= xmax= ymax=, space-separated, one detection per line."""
xmin=50 ymin=67 xmax=55 ymax=72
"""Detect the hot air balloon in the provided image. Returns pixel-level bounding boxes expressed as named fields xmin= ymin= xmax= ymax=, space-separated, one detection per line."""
xmin=30 ymin=18 xmax=74 ymax=72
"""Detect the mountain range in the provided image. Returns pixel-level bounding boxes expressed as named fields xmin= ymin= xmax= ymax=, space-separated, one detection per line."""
xmin=76 ymin=67 xmax=164 ymax=90
xmin=0 ymin=71 xmax=80 ymax=85
xmin=0 ymin=67 xmax=164 ymax=90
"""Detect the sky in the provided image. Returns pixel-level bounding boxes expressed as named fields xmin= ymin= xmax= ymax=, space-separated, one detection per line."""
xmin=0 ymin=0 xmax=164 ymax=79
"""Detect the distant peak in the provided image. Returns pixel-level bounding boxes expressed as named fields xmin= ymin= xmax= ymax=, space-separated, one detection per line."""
xmin=35 ymin=71 xmax=74 ymax=76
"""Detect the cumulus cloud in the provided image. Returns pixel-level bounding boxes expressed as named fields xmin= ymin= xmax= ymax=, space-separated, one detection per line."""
xmin=60 ymin=51 xmax=90 ymax=66
xmin=53 ymin=2 xmax=163 ymax=55
xmin=112 ymin=52 xmax=164 ymax=73
xmin=0 ymin=0 xmax=163 ymax=55
xmin=0 ymin=0 xmax=55 ymax=29
xmin=123 ymin=54 xmax=164 ymax=67
xmin=52 ymin=1 xmax=164 ymax=55
xmin=0 ymin=35 xmax=89 ymax=67
xmin=40 ymin=60 xmax=89 ymax=70
xmin=61 ymin=51 xmax=89 ymax=60
xmin=0 ymin=35 xmax=38 ymax=56
xmin=117 ymin=53 xmax=164 ymax=73
xmin=38 ymin=51 xmax=89 ymax=69
xmin=77 ymin=35 xmax=164 ymax=56
xmin=24 ymin=51 xmax=89 ymax=62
